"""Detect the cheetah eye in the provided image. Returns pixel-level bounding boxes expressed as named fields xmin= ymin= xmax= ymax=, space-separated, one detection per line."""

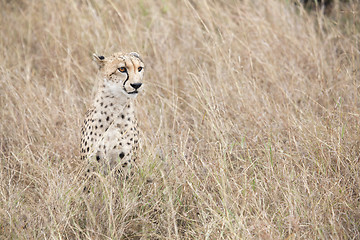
xmin=118 ymin=67 xmax=127 ymax=73
xmin=138 ymin=67 xmax=143 ymax=72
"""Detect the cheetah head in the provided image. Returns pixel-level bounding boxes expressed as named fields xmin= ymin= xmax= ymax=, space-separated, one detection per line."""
xmin=93 ymin=52 xmax=145 ymax=97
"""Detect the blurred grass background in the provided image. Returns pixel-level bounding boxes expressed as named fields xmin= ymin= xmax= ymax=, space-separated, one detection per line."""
xmin=0 ymin=0 xmax=359 ymax=239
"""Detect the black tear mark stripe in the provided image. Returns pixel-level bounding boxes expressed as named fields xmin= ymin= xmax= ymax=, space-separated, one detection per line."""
xmin=122 ymin=60 xmax=130 ymax=89
xmin=123 ymin=71 xmax=129 ymax=89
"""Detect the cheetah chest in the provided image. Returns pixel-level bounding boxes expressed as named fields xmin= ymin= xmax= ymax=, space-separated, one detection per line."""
xmin=81 ymin=102 xmax=139 ymax=173
xmin=98 ymin=116 xmax=139 ymax=170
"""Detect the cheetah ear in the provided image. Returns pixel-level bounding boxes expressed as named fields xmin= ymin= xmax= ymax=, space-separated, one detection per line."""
xmin=129 ymin=52 xmax=140 ymax=59
xmin=93 ymin=53 xmax=106 ymax=69
xmin=129 ymin=52 xmax=143 ymax=62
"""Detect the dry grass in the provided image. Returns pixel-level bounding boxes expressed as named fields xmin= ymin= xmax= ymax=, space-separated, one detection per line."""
xmin=1 ymin=0 xmax=359 ymax=239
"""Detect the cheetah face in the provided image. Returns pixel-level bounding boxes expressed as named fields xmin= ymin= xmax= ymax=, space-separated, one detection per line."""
xmin=94 ymin=52 xmax=145 ymax=97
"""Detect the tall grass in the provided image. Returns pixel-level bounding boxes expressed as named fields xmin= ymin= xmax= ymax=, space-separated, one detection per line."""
xmin=0 ymin=0 xmax=359 ymax=239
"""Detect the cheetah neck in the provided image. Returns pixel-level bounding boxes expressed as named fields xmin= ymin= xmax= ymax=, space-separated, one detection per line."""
xmin=95 ymin=82 xmax=133 ymax=108
xmin=92 ymin=84 xmax=137 ymax=129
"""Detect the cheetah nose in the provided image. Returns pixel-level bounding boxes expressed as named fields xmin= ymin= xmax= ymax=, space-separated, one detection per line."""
xmin=130 ymin=83 xmax=142 ymax=90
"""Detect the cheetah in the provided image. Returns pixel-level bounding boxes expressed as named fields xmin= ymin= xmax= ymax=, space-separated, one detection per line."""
xmin=80 ymin=51 xmax=145 ymax=178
